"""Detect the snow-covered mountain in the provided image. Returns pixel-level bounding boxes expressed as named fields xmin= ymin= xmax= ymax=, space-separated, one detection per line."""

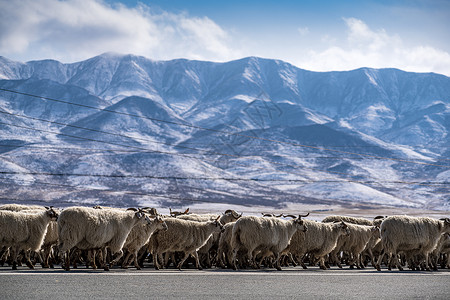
xmin=0 ymin=53 xmax=448 ymax=210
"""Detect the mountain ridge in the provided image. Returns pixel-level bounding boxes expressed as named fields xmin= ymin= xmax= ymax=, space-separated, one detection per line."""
xmin=0 ymin=54 xmax=448 ymax=210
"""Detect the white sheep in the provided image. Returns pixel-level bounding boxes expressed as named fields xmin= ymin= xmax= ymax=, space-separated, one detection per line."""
xmin=231 ymin=214 xmax=308 ymax=271
xmin=328 ymin=223 xmax=379 ymax=269
xmin=287 ymin=220 xmax=350 ymax=270
xmin=0 ymin=207 xmax=58 ymax=269
xmin=58 ymin=206 xmax=151 ymax=271
xmin=376 ymin=216 xmax=450 ymax=271
xmin=148 ymin=217 xmax=224 ymax=270
xmin=120 ymin=216 xmax=168 ymax=270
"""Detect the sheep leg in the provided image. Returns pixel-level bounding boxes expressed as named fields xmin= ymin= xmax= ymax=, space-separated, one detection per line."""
xmin=109 ymin=249 xmax=124 ymax=269
xmin=24 ymin=250 xmax=35 ymax=269
xmin=386 ymin=253 xmax=393 ymax=270
xmin=288 ymin=253 xmax=297 ymax=267
xmin=64 ymin=250 xmax=71 ymax=271
xmin=91 ymin=249 xmax=98 ymax=269
xmin=10 ymin=247 xmax=18 ymax=270
xmin=100 ymin=248 xmax=110 ymax=271
xmin=367 ymin=249 xmax=375 ymax=268
xmin=177 ymin=251 xmax=192 ymax=270
xmin=358 ymin=253 xmax=364 ymax=269
xmin=0 ymin=247 xmax=9 ymax=266
xmin=329 ymin=251 xmax=341 ymax=268
xmin=232 ymin=247 xmax=239 ymax=270
xmin=122 ymin=251 xmax=132 ymax=269
xmin=375 ymin=249 xmax=385 ymax=271
xmin=318 ymin=257 xmax=327 ymax=270
xmin=153 ymin=252 xmax=161 ymax=270
xmin=192 ymin=251 xmax=203 ymax=270
xmin=247 ymin=249 xmax=255 ymax=269
xmin=164 ymin=252 xmax=171 ymax=268
xmin=423 ymin=253 xmax=431 ymax=271
xmin=216 ymin=249 xmax=224 ymax=268
xmin=274 ymin=252 xmax=282 ymax=271
xmin=133 ymin=251 xmax=142 ymax=270
xmin=41 ymin=247 xmax=50 ymax=268
xmin=297 ymin=254 xmax=307 ymax=269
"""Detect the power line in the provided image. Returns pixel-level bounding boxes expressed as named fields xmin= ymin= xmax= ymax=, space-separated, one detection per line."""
xmin=1 ymin=120 xmax=448 ymax=188
xmin=1 ymin=107 xmax=449 ymax=172
xmin=1 ymin=87 xmax=447 ymax=168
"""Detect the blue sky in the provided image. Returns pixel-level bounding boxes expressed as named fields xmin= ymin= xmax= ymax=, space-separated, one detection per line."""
xmin=1 ymin=0 xmax=449 ymax=75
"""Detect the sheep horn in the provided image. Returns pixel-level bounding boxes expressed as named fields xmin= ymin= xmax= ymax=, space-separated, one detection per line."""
xmin=298 ymin=213 xmax=310 ymax=218
xmin=231 ymin=210 xmax=240 ymax=219
xmin=284 ymin=214 xmax=297 ymax=219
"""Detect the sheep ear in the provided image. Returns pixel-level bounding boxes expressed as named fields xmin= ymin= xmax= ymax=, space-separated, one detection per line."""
xmin=45 ymin=206 xmax=50 ymax=210
xmin=127 ymin=208 xmax=138 ymax=211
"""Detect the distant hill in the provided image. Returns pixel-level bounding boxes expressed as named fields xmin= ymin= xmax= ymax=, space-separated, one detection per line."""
xmin=0 ymin=53 xmax=448 ymax=210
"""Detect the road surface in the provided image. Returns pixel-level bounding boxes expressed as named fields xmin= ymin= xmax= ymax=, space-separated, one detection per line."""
xmin=1 ymin=266 xmax=449 ymax=299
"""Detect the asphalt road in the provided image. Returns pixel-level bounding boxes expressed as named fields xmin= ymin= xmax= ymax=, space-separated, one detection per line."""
xmin=1 ymin=266 xmax=449 ymax=299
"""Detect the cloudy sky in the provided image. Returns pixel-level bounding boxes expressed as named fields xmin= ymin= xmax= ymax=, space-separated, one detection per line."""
xmin=1 ymin=0 xmax=449 ymax=75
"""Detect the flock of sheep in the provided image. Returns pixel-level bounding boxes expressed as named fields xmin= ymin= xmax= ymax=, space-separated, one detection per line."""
xmin=0 ymin=203 xmax=449 ymax=272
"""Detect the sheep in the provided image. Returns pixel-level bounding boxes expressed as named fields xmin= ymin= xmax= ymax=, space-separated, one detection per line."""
xmin=0 ymin=207 xmax=58 ymax=269
xmin=120 ymin=216 xmax=168 ymax=270
xmin=322 ymin=215 xmax=377 ymax=268
xmin=0 ymin=204 xmax=60 ymax=267
xmin=0 ymin=204 xmax=53 ymax=267
xmin=58 ymin=206 xmax=151 ymax=271
xmin=178 ymin=210 xmax=242 ymax=268
xmin=287 ymin=220 xmax=350 ymax=270
xmin=359 ymin=216 xmax=385 ymax=268
xmin=322 ymin=215 xmax=373 ymax=226
xmin=328 ymin=223 xmax=380 ymax=269
xmin=439 ymin=233 xmax=450 ymax=269
xmin=376 ymin=216 xmax=450 ymax=271
xmin=230 ymin=213 xmax=309 ymax=271
xmin=148 ymin=217 xmax=224 ymax=270
xmin=171 ymin=210 xmax=241 ymax=267
xmin=216 ymin=222 xmax=236 ymax=268
xmin=21 ymin=209 xmax=59 ymax=269
xmin=38 ymin=219 xmax=58 ymax=268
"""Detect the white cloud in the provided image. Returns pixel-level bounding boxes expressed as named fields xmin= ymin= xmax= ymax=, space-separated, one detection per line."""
xmin=296 ymin=18 xmax=450 ymax=76
xmin=0 ymin=0 xmax=240 ymax=63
